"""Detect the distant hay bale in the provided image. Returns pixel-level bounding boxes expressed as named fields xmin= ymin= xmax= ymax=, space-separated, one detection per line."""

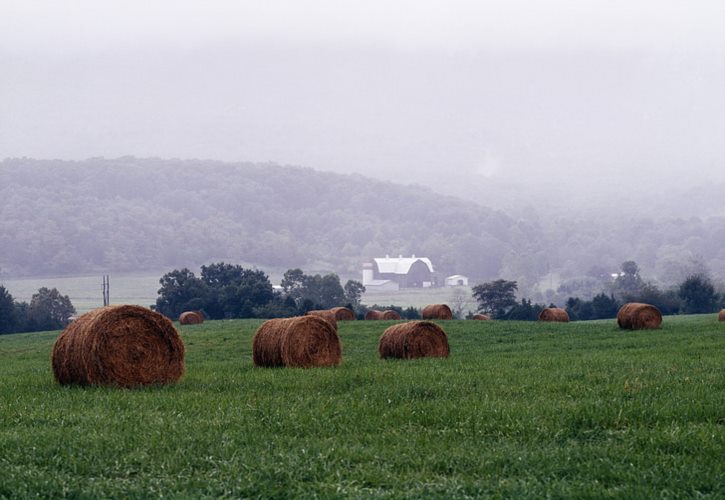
xmin=472 ymin=314 xmax=491 ymax=320
xmin=378 ymin=321 xmax=449 ymax=359
xmin=421 ymin=304 xmax=453 ymax=320
xmin=179 ymin=311 xmax=204 ymax=325
xmin=719 ymin=309 xmax=725 ymax=322
xmin=306 ymin=310 xmax=338 ymax=329
xmin=617 ymin=302 xmax=663 ymax=330
xmin=381 ymin=310 xmax=402 ymax=320
xmin=538 ymin=308 xmax=570 ymax=323
xmin=253 ymin=316 xmax=341 ymax=368
xmin=330 ymin=307 xmax=356 ymax=321
xmin=51 ymin=305 xmax=185 ymax=388
xmin=365 ymin=310 xmax=383 ymax=320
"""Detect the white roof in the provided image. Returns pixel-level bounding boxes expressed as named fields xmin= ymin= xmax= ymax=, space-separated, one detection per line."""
xmin=374 ymin=256 xmax=434 ymax=274
xmin=446 ymin=274 xmax=468 ymax=280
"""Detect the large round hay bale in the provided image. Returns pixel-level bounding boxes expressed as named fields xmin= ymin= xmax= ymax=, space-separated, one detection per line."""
xmin=306 ymin=310 xmax=338 ymax=329
xmin=253 ymin=316 xmax=341 ymax=368
xmin=617 ymin=302 xmax=663 ymax=330
xmin=538 ymin=307 xmax=570 ymax=322
xmin=51 ymin=305 xmax=185 ymax=388
xmin=381 ymin=310 xmax=402 ymax=320
xmin=179 ymin=311 xmax=204 ymax=325
xmin=472 ymin=313 xmax=491 ymax=320
xmin=421 ymin=304 xmax=453 ymax=320
xmin=378 ymin=321 xmax=449 ymax=359
xmin=719 ymin=309 xmax=725 ymax=322
xmin=330 ymin=307 xmax=356 ymax=321
xmin=365 ymin=310 xmax=383 ymax=320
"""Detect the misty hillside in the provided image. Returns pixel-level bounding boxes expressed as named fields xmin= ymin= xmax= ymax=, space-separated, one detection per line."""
xmin=2 ymin=158 xmax=724 ymax=296
xmin=0 ymin=158 xmax=520 ymax=280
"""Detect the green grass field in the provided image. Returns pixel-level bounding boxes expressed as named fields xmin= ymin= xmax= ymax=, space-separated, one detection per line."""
xmin=1 ymin=316 xmax=725 ymax=497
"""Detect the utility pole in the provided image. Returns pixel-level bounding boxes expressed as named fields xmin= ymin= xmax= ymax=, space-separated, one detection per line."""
xmin=102 ymin=275 xmax=110 ymax=306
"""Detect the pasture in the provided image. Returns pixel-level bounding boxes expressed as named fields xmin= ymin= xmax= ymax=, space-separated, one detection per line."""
xmin=1 ymin=316 xmax=724 ymax=497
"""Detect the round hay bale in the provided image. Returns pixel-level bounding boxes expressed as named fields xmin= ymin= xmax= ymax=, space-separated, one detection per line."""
xmin=179 ymin=311 xmax=204 ymax=325
xmin=330 ymin=307 xmax=356 ymax=321
xmin=379 ymin=321 xmax=449 ymax=359
xmin=51 ymin=305 xmax=185 ymax=388
xmin=617 ymin=302 xmax=663 ymax=330
xmin=253 ymin=316 xmax=341 ymax=368
xmin=421 ymin=304 xmax=453 ymax=320
xmin=719 ymin=309 xmax=725 ymax=322
xmin=472 ymin=313 xmax=491 ymax=320
xmin=381 ymin=310 xmax=402 ymax=320
xmin=365 ymin=310 xmax=383 ymax=320
xmin=538 ymin=307 xmax=570 ymax=322
xmin=306 ymin=310 xmax=338 ymax=329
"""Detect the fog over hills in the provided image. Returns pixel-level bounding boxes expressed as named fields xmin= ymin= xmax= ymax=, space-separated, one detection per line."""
xmin=2 ymin=2 xmax=723 ymax=221
xmin=2 ymin=2 xmax=724 ymax=299
xmin=1 ymin=158 xmax=724 ymax=302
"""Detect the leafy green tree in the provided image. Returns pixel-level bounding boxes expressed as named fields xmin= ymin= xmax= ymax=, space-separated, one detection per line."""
xmin=155 ymin=268 xmax=209 ymax=319
xmin=0 ymin=286 xmax=18 ymax=334
xmin=281 ymin=268 xmax=305 ymax=300
xmin=27 ymin=287 xmax=75 ymax=331
xmin=678 ymin=274 xmax=719 ymax=314
xmin=281 ymin=269 xmax=347 ymax=311
xmin=472 ymin=279 xmax=518 ymax=319
xmin=234 ymin=269 xmax=275 ymax=318
xmin=343 ymin=280 xmax=366 ymax=307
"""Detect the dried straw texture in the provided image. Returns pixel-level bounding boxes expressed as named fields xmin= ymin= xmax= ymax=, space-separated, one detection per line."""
xmin=378 ymin=321 xmax=449 ymax=360
xmin=365 ymin=310 xmax=383 ymax=320
xmin=52 ymin=305 xmax=185 ymax=388
xmin=538 ymin=308 xmax=570 ymax=322
xmin=719 ymin=309 xmax=725 ymax=322
xmin=381 ymin=310 xmax=402 ymax=320
xmin=306 ymin=310 xmax=338 ymax=329
xmin=330 ymin=307 xmax=356 ymax=321
xmin=421 ymin=304 xmax=453 ymax=320
xmin=472 ymin=314 xmax=491 ymax=320
xmin=179 ymin=311 xmax=204 ymax=325
xmin=253 ymin=316 xmax=341 ymax=368
xmin=617 ymin=302 xmax=663 ymax=330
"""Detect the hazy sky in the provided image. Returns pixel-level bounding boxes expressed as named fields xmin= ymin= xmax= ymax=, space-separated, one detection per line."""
xmin=2 ymin=1 xmax=724 ymax=207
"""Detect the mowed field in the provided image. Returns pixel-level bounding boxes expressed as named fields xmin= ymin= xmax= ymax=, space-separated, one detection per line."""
xmin=1 ymin=316 xmax=725 ymax=497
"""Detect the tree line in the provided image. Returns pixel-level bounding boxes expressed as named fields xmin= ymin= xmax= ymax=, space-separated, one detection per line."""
xmin=153 ymin=263 xmax=368 ymax=321
xmin=471 ymin=261 xmax=723 ymax=320
xmin=1 ymin=260 xmax=722 ymax=335
xmin=0 ymin=286 xmax=75 ymax=335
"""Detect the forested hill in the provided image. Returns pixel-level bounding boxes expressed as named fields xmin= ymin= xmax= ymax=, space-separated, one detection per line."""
xmin=0 ymin=157 xmax=521 ymax=280
xmin=2 ymin=158 xmax=725 ymax=296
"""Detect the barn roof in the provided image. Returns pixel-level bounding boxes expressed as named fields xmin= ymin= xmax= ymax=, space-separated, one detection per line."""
xmin=373 ymin=256 xmax=434 ymax=274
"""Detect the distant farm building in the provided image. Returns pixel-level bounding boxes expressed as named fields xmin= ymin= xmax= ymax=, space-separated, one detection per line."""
xmin=445 ymin=275 xmax=469 ymax=287
xmin=362 ymin=255 xmax=434 ymax=291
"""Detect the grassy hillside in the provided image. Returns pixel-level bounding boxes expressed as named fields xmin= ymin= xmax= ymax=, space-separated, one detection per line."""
xmin=2 ymin=316 xmax=725 ymax=497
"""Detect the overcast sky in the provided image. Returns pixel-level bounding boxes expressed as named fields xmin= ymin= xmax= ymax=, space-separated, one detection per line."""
xmin=2 ymin=1 xmax=724 ymax=208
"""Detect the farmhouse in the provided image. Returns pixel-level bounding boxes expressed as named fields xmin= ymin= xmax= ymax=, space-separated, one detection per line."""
xmin=362 ymin=255 xmax=434 ymax=291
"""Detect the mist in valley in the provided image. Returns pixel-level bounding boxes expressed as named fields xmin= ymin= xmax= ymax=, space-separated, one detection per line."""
xmin=2 ymin=1 xmax=725 ymax=303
